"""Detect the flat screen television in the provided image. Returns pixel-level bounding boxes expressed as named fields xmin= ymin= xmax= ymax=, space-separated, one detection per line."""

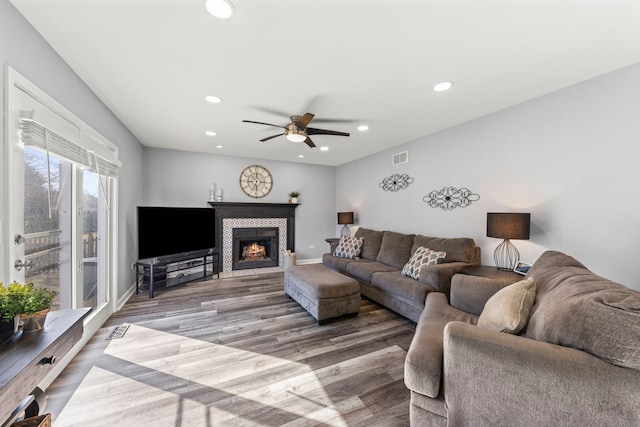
xmin=137 ymin=206 xmax=216 ymax=259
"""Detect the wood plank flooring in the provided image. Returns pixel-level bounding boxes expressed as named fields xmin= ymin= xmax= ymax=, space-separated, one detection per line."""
xmin=45 ymin=272 xmax=416 ymax=426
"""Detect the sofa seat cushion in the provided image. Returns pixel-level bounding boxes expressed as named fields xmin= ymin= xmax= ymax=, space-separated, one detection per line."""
xmin=376 ymin=231 xmax=416 ymax=269
xmin=354 ymin=227 xmax=384 ymax=261
xmin=405 ymin=292 xmax=478 ymax=398
xmin=526 ymin=251 xmax=640 ymax=370
xmin=322 ymin=253 xmax=362 ymax=272
xmin=346 ymin=261 xmax=397 ymax=283
xmin=412 ymin=235 xmax=476 ymax=263
xmin=371 ymin=271 xmax=436 ymax=303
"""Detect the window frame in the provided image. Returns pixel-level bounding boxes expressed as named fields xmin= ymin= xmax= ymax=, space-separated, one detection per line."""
xmin=4 ymin=65 xmax=119 ymax=326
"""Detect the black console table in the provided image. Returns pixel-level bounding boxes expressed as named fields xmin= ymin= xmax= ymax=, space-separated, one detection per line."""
xmin=0 ymin=308 xmax=91 ymax=426
xmin=135 ymin=248 xmax=219 ymax=298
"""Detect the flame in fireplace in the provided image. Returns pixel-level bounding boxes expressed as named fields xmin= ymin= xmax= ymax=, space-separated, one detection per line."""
xmin=243 ymin=242 xmax=267 ymax=259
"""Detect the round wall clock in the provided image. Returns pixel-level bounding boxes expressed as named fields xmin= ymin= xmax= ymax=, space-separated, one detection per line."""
xmin=239 ymin=164 xmax=273 ymax=198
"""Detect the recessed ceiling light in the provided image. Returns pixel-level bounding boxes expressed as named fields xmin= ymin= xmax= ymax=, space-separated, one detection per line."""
xmin=205 ymin=131 xmax=217 ymax=136
xmin=203 ymin=0 xmax=235 ymax=19
xmin=357 ymin=125 xmax=369 ymax=132
xmin=433 ymin=81 xmax=454 ymax=92
xmin=216 ymin=145 xmax=223 ymax=149
xmin=298 ymin=154 xmax=304 ymax=158
xmin=320 ymin=146 xmax=329 ymax=151
xmin=205 ymin=95 xmax=222 ymax=103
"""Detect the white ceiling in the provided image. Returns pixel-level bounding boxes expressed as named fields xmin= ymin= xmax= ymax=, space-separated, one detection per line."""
xmin=10 ymin=0 xmax=640 ymax=166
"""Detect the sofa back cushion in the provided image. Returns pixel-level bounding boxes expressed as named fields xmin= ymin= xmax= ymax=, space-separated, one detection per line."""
xmin=524 ymin=251 xmax=640 ymax=370
xmin=412 ymin=235 xmax=476 ymax=263
xmin=354 ymin=227 xmax=384 ymax=261
xmin=376 ymin=231 xmax=415 ymax=269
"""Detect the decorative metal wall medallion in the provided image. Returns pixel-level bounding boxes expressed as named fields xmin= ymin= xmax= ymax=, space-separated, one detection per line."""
xmin=423 ymin=186 xmax=480 ymax=210
xmin=379 ymin=173 xmax=414 ymax=192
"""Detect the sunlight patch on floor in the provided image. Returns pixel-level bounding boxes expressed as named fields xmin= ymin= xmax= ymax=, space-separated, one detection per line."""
xmin=60 ymin=324 xmax=357 ymax=426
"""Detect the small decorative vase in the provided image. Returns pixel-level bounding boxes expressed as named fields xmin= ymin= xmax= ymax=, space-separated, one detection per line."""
xmin=20 ymin=308 xmax=50 ymax=332
xmin=0 ymin=316 xmax=20 ymax=345
xmin=290 ymin=197 xmax=298 ymax=204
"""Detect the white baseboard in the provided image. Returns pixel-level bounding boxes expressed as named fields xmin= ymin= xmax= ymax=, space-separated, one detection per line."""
xmin=296 ymin=258 xmax=322 ymax=265
xmin=117 ymin=283 xmax=136 ymax=311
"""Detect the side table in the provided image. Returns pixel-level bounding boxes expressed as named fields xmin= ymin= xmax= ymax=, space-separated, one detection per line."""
xmin=325 ymin=238 xmax=339 ymax=252
xmin=460 ymin=265 xmax=522 ymax=285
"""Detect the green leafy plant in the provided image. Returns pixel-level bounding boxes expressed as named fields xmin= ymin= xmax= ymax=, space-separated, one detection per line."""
xmin=288 ymin=191 xmax=300 ymax=198
xmin=0 ymin=282 xmax=55 ymax=321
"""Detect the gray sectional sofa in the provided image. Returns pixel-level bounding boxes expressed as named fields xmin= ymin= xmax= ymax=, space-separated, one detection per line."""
xmin=405 ymin=250 xmax=640 ymax=426
xmin=322 ymin=227 xmax=480 ymax=322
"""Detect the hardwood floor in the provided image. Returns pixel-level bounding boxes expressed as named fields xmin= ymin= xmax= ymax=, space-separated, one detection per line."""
xmin=46 ymin=272 xmax=416 ymax=426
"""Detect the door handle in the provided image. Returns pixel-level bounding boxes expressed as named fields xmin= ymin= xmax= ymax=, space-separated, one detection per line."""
xmin=14 ymin=259 xmax=33 ymax=271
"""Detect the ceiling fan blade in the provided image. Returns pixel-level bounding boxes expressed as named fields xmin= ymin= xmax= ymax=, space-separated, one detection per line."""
xmin=249 ymin=106 xmax=293 ymax=117
xmin=298 ymin=113 xmax=315 ymax=127
xmin=242 ymin=120 xmax=286 ymax=129
xmin=306 ymin=127 xmax=350 ymax=137
xmin=304 ymin=137 xmax=316 ymax=148
xmin=311 ymin=118 xmax=359 ymax=124
xmin=260 ymin=133 xmax=285 ymax=142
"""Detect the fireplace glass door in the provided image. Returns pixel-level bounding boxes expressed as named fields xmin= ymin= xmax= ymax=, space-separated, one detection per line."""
xmin=232 ymin=228 xmax=279 ymax=270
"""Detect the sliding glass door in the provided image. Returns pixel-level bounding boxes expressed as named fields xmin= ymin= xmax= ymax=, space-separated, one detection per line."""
xmin=22 ymin=146 xmax=73 ymax=310
xmin=5 ymin=67 xmax=117 ymax=317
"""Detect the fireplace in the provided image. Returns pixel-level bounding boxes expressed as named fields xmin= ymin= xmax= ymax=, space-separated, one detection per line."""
xmin=232 ymin=227 xmax=279 ymax=270
xmin=208 ymin=202 xmax=299 ymax=272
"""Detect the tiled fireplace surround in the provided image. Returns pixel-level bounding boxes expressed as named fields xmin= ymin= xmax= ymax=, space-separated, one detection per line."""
xmin=208 ymin=202 xmax=299 ymax=273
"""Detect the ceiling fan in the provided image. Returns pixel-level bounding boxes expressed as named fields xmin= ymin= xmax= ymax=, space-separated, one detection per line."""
xmin=242 ymin=112 xmax=350 ymax=148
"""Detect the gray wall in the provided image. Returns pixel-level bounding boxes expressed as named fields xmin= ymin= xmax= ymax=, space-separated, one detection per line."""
xmin=143 ymin=148 xmax=336 ymax=260
xmin=337 ymin=62 xmax=640 ymax=290
xmin=5 ymin=0 xmax=639 ymax=296
xmin=0 ymin=1 xmax=145 ymax=299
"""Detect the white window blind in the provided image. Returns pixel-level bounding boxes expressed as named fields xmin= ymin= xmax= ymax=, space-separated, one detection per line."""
xmin=19 ymin=114 xmax=119 ymax=178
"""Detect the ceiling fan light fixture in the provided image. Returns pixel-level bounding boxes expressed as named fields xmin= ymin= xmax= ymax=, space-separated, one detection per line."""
xmin=204 ymin=0 xmax=235 ymax=19
xmin=286 ymin=128 xmax=307 ymax=143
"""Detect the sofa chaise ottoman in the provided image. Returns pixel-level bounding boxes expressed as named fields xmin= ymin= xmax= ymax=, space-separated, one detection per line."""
xmin=284 ymin=264 xmax=360 ymax=324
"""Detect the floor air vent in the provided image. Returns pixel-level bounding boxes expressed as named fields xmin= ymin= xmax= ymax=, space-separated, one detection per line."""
xmin=392 ymin=151 xmax=408 ymax=165
xmin=106 ymin=323 xmax=130 ymax=340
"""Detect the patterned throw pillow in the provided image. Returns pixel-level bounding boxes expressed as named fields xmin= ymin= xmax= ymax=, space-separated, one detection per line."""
xmin=401 ymin=246 xmax=446 ymax=280
xmin=333 ymin=235 xmax=364 ymax=259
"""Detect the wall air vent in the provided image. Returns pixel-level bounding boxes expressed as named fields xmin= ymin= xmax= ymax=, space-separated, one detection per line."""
xmin=392 ymin=151 xmax=408 ymax=166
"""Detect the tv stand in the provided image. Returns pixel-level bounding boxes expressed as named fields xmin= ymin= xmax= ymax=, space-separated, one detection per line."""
xmin=135 ymin=248 xmax=218 ymax=298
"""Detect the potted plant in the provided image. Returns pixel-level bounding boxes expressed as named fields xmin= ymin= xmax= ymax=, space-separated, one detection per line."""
xmin=0 ymin=283 xmax=20 ymax=344
xmin=288 ymin=191 xmax=300 ymax=204
xmin=2 ymin=282 xmax=55 ymax=333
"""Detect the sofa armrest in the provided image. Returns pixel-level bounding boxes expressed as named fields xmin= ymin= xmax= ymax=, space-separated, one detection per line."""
xmin=449 ymin=274 xmax=514 ymax=315
xmin=418 ymin=262 xmax=475 ymax=296
xmin=443 ymin=321 xmax=640 ymax=427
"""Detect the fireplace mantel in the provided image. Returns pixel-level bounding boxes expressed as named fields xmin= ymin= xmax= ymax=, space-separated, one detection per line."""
xmin=208 ymin=201 xmax=299 ymax=254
